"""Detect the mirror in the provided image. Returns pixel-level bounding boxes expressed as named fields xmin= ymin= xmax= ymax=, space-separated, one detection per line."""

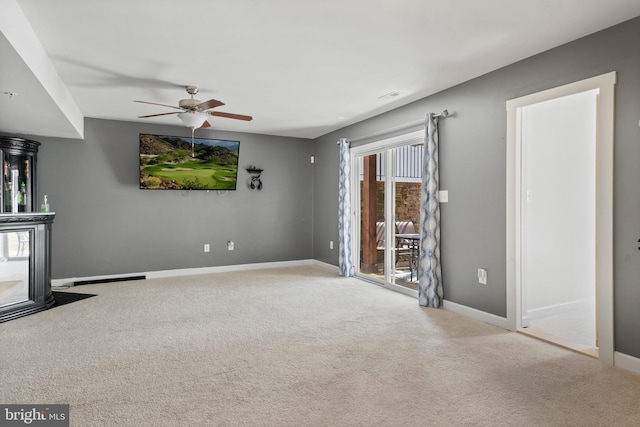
xmin=0 ymin=230 xmax=30 ymax=307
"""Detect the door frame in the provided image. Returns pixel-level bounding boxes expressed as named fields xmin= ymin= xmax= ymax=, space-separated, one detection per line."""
xmin=505 ymin=72 xmax=616 ymax=364
xmin=350 ymin=130 xmax=424 ymax=297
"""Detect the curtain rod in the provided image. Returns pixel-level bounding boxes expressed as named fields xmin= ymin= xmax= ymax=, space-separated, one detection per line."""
xmin=339 ymin=110 xmax=450 ymax=144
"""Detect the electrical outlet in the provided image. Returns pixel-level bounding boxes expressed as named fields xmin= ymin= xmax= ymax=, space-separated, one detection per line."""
xmin=478 ymin=268 xmax=487 ymax=285
xmin=227 ymin=240 xmax=234 ymax=251
xmin=204 ymin=244 xmax=210 ymax=253
xmin=329 ymin=240 xmax=334 ymax=250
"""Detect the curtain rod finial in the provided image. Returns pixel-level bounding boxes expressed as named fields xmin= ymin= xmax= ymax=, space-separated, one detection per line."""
xmin=431 ymin=110 xmax=449 ymax=118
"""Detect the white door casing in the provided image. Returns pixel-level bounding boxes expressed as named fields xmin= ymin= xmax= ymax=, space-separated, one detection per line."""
xmin=506 ymin=72 xmax=615 ymax=365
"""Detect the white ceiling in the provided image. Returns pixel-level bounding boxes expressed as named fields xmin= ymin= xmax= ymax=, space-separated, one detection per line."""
xmin=2 ymin=0 xmax=640 ymax=140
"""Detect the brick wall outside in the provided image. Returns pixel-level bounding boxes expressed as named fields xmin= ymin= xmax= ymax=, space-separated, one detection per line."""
xmin=360 ymin=181 xmax=421 ymax=230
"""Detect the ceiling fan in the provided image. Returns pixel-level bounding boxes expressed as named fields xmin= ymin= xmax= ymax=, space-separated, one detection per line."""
xmin=135 ymin=85 xmax=252 ymax=129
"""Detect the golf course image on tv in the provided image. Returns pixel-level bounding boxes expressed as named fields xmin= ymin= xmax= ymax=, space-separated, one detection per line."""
xmin=139 ymin=133 xmax=240 ymax=190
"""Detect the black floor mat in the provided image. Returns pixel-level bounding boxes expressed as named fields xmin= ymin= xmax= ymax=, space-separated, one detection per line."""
xmin=52 ymin=291 xmax=97 ymax=307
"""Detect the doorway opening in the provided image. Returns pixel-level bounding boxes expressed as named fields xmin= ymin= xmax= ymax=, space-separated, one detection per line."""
xmin=519 ymin=89 xmax=598 ymax=357
xmin=506 ymin=72 xmax=616 ymax=364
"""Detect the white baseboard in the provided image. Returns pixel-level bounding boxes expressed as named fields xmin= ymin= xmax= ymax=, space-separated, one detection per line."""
xmin=443 ymin=300 xmax=509 ymax=330
xmin=52 ymin=259 xmax=321 ymax=288
xmin=614 ymin=351 xmax=640 ymax=375
xmin=145 ymin=259 xmax=314 ymax=279
xmin=440 ymin=301 xmax=640 ymax=377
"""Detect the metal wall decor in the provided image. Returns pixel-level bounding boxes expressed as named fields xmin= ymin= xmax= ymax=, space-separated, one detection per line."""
xmin=246 ymin=166 xmax=264 ymax=190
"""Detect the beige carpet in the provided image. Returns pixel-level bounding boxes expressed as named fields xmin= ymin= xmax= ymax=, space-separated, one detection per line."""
xmin=0 ymin=280 xmax=24 ymax=305
xmin=1 ymin=266 xmax=639 ymax=426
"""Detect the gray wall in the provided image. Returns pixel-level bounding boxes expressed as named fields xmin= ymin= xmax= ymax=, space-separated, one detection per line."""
xmin=312 ymin=18 xmax=640 ymax=357
xmin=31 ymin=118 xmax=313 ymax=279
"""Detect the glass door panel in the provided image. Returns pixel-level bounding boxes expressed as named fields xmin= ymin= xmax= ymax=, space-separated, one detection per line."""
xmin=390 ymin=144 xmax=423 ymax=291
xmin=359 ymin=153 xmax=386 ymax=281
xmin=3 ymin=154 xmax=32 ymax=213
xmin=0 ymin=230 xmax=31 ymax=307
xmin=356 ymin=143 xmax=422 ymax=293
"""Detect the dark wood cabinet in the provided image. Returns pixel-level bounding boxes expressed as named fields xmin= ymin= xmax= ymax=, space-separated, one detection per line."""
xmin=0 ymin=136 xmax=54 ymax=322
xmin=0 ymin=213 xmax=55 ymax=322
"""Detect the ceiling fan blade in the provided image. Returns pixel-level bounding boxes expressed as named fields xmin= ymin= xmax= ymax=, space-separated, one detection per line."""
xmin=138 ymin=112 xmax=180 ymax=118
xmin=134 ymin=100 xmax=183 ymax=110
xmin=201 ymin=120 xmax=211 ymax=128
xmin=209 ymin=111 xmax=253 ymax=121
xmin=197 ymin=99 xmax=225 ymax=110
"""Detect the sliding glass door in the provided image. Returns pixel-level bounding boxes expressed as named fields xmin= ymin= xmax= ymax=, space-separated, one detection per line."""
xmin=352 ymin=131 xmax=423 ymax=295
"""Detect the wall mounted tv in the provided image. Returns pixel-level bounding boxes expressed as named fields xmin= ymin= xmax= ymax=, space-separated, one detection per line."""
xmin=139 ymin=133 xmax=240 ymax=190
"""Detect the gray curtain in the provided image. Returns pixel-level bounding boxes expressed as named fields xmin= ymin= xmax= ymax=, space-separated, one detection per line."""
xmin=418 ymin=114 xmax=443 ymax=307
xmin=338 ymin=138 xmax=354 ymax=277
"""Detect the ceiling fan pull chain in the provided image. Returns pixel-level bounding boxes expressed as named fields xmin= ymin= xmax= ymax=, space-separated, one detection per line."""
xmin=191 ymin=127 xmax=195 ymax=158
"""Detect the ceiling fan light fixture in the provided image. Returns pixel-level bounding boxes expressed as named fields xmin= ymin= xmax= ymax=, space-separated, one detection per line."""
xmin=177 ymin=111 xmax=208 ymax=129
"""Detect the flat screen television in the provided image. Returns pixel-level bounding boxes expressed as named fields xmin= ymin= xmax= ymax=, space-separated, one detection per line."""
xmin=139 ymin=133 xmax=240 ymax=190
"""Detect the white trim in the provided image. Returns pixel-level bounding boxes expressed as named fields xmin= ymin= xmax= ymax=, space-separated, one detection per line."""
xmin=52 ymin=259 xmax=321 ymax=287
xmin=614 ymin=352 xmax=640 ymax=375
xmin=505 ymin=72 xmax=616 ymax=110
xmin=505 ymin=71 xmax=616 ymax=365
xmin=384 ymin=147 xmax=395 ymax=284
xmin=354 ymin=273 xmax=419 ymax=298
xmin=349 ymin=130 xmax=424 ymax=156
xmin=443 ymin=300 xmax=509 ymax=330
xmin=385 ymin=282 xmax=419 ymax=298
